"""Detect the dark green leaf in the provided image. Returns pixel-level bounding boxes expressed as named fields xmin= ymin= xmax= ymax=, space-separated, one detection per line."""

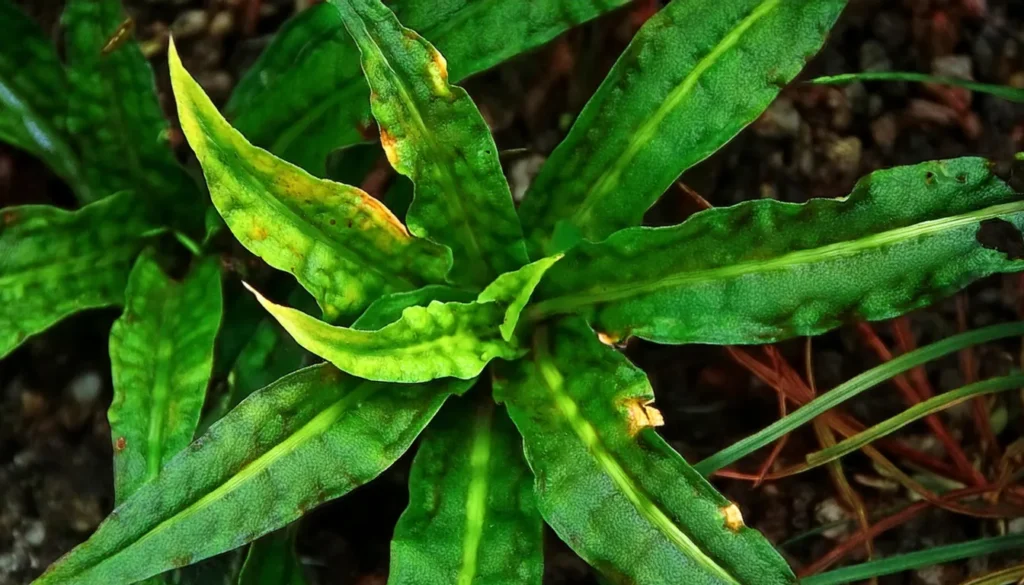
xmin=228 ymin=0 xmax=632 ymax=175
xmin=63 ymin=0 xmax=199 ymax=214
xmin=108 ymin=253 xmax=223 ymax=502
xmin=0 ymin=193 xmax=154 ymax=359
xmin=495 ymin=318 xmax=796 ymax=585
xmin=334 ymin=0 xmax=528 ymax=287
xmin=0 ymin=0 xmax=87 ymax=199
xmin=389 ymin=397 xmax=543 ymax=585
xmin=170 ymin=40 xmax=449 ymax=322
xmin=32 ymin=364 xmax=471 ymax=585
xmin=518 ymin=0 xmax=847 ymax=255
xmin=238 ymin=527 xmax=307 ymax=585
xmin=530 ymin=157 xmax=1024 ymax=345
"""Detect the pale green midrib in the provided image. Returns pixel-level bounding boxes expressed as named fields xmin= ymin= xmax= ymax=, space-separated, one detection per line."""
xmin=145 ymin=289 xmax=179 ymax=484
xmin=352 ymin=14 xmax=493 ymax=282
xmin=77 ymin=382 xmax=377 ymax=582
xmin=458 ymin=404 xmax=493 ymax=585
xmin=0 ymin=242 xmax=139 ymax=289
xmin=534 ymin=200 xmax=1024 ymax=318
xmin=569 ymin=0 xmax=782 ymax=231
xmin=202 ymin=108 xmax=420 ymax=293
xmin=534 ymin=349 xmax=739 ymax=585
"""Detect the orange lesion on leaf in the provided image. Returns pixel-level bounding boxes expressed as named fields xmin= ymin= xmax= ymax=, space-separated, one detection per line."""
xmin=249 ymin=224 xmax=269 ymax=241
xmin=426 ymin=48 xmax=451 ymax=96
xmin=624 ymin=398 xmax=664 ymax=436
xmin=114 ymin=437 xmax=127 ymax=452
xmin=597 ymin=331 xmax=621 ymax=346
xmin=380 ymin=129 xmax=400 ymax=168
xmin=2 ymin=210 xmax=19 ymax=226
xmin=721 ymin=503 xmax=745 ymax=532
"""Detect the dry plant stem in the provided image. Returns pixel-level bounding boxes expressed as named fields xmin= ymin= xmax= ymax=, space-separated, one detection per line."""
xmin=957 ymin=295 xmax=999 ymax=457
xmin=860 ymin=322 xmax=987 ymax=487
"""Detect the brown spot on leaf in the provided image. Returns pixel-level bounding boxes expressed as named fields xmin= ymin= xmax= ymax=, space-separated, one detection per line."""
xmin=624 ymin=398 xmax=664 ymax=437
xmin=171 ymin=555 xmax=193 ymax=568
xmin=114 ymin=437 xmax=127 ymax=452
xmin=721 ymin=503 xmax=745 ymax=532
xmin=250 ymin=225 xmax=268 ymax=241
xmin=977 ymin=218 xmax=1024 ymax=259
xmin=380 ymin=130 xmax=400 ymax=167
xmin=2 ymin=210 xmax=18 ymax=226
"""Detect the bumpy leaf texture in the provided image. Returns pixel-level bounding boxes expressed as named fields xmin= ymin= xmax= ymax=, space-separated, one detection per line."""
xmin=169 ymin=40 xmax=450 ymax=322
xmin=334 ymin=0 xmax=529 ymax=287
xmin=518 ymin=0 xmax=848 ymax=255
xmin=389 ymin=397 xmax=543 ymax=585
xmin=530 ymin=158 xmax=1024 ymax=344
xmin=0 ymin=0 xmax=87 ymax=199
xmin=108 ymin=253 xmax=222 ymax=502
xmin=227 ymin=0 xmax=632 ymax=175
xmin=0 ymin=193 xmax=154 ymax=359
xmin=496 ymin=318 xmax=797 ymax=585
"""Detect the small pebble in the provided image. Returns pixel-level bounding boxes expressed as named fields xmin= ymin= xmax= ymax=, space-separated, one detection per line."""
xmin=209 ymin=11 xmax=235 ymax=38
xmin=171 ymin=9 xmax=209 ymax=39
xmin=932 ymin=54 xmax=973 ymax=79
xmin=23 ymin=520 xmax=45 ymax=547
xmin=67 ymin=371 xmax=101 ymax=405
xmin=859 ymin=40 xmax=892 ymax=72
xmin=754 ymin=97 xmax=801 ymax=138
xmin=826 ymin=136 xmax=862 ymax=176
xmin=871 ymin=114 xmax=898 ymax=153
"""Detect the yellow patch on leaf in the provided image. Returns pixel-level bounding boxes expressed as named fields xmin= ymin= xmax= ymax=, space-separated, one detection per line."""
xmin=721 ymin=503 xmax=745 ymax=533
xmin=597 ymin=331 xmax=621 ymax=346
xmin=380 ymin=129 xmax=400 ymax=168
xmin=249 ymin=225 xmax=269 ymax=241
xmin=427 ymin=48 xmax=451 ymax=96
xmin=624 ymin=398 xmax=664 ymax=436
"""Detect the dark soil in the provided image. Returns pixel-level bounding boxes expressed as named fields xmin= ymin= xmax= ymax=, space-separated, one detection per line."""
xmin=3 ymin=1 xmax=1024 ymax=584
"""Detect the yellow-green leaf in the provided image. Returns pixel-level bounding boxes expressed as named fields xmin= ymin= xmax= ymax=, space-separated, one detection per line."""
xmin=478 ymin=255 xmax=562 ymax=341
xmin=169 ymin=39 xmax=449 ymax=322
xmin=333 ymin=0 xmax=528 ymax=287
xmin=108 ymin=253 xmax=223 ymax=502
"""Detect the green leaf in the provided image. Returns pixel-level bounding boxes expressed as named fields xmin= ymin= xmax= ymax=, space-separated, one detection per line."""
xmin=0 ymin=0 xmax=87 ymax=199
xmin=333 ymin=0 xmax=529 ymax=287
xmin=478 ymin=255 xmax=562 ymax=341
xmin=63 ymin=0 xmax=199 ymax=212
xmin=169 ymin=41 xmax=449 ymax=323
xmin=32 ymin=364 xmax=471 ymax=585
xmin=108 ymin=253 xmax=223 ymax=502
xmin=530 ymin=157 xmax=1024 ymax=345
xmin=389 ymin=397 xmax=543 ymax=585
xmin=494 ymin=318 xmax=796 ymax=585
xmin=247 ymin=285 xmax=522 ymax=383
xmin=238 ymin=527 xmax=307 ymax=585
xmin=227 ymin=0 xmax=632 ymax=175
xmin=812 ymin=71 xmax=1024 ymax=103
xmin=0 ymin=192 xmax=154 ymax=359
xmin=518 ymin=0 xmax=848 ymax=255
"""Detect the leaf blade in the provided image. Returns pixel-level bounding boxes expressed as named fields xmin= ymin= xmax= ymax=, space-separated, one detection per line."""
xmin=494 ymin=318 xmax=795 ymax=585
xmin=388 ymin=397 xmax=543 ymax=585
xmin=228 ymin=0 xmax=632 ymax=175
xmin=108 ymin=254 xmax=223 ymax=501
xmin=0 ymin=193 xmax=154 ymax=359
xmin=334 ymin=0 xmax=528 ymax=287
xmin=518 ymin=0 xmax=847 ymax=254
xmin=532 ymin=157 xmax=1024 ymax=344
xmin=169 ymin=40 xmax=450 ymax=322
xmin=33 ymin=364 xmax=471 ymax=585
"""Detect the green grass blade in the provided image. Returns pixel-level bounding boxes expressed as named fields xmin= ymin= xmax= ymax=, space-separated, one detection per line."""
xmin=803 ymin=374 xmax=1024 ymax=470
xmin=694 ymin=321 xmax=1024 ymax=475
xmin=812 ymin=72 xmax=1024 ymax=103
xmin=108 ymin=253 xmax=223 ymax=502
xmin=388 ymin=397 xmax=543 ymax=585
xmin=800 ymin=534 xmax=1024 ymax=585
xmin=518 ymin=0 xmax=847 ymax=255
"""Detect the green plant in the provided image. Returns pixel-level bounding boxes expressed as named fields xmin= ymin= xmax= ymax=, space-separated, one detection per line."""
xmin=12 ymin=0 xmax=1024 ymax=584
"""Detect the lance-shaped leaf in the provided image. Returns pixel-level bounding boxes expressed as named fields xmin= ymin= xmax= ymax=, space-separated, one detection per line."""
xmin=0 ymin=0 xmax=87 ymax=199
xmin=227 ymin=0 xmax=632 ymax=175
xmin=238 ymin=526 xmax=307 ymax=585
xmin=169 ymin=40 xmax=449 ymax=323
xmin=108 ymin=253 xmax=223 ymax=502
xmin=388 ymin=397 xmax=543 ymax=585
xmin=494 ymin=318 xmax=796 ymax=585
xmin=32 ymin=363 xmax=473 ymax=585
xmin=478 ymin=255 xmax=562 ymax=341
xmin=334 ymin=0 xmax=528 ymax=287
xmin=0 ymin=193 xmax=154 ymax=359
xmin=530 ymin=157 xmax=1024 ymax=345
xmin=247 ymin=286 xmax=522 ymax=383
xmin=518 ymin=0 xmax=848 ymax=255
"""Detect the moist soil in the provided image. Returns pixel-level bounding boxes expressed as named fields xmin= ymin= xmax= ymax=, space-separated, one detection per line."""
xmin=3 ymin=1 xmax=1024 ymax=584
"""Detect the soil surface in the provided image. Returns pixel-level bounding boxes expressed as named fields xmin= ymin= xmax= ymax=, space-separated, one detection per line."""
xmin=3 ymin=1 xmax=1024 ymax=584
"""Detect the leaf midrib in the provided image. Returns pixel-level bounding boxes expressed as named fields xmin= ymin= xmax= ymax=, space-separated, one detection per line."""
xmin=534 ymin=346 xmax=739 ymax=585
xmin=533 ymin=200 xmax=1024 ymax=318
xmin=568 ymin=0 xmax=782 ymax=233
xmin=457 ymin=401 xmax=493 ymax=585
